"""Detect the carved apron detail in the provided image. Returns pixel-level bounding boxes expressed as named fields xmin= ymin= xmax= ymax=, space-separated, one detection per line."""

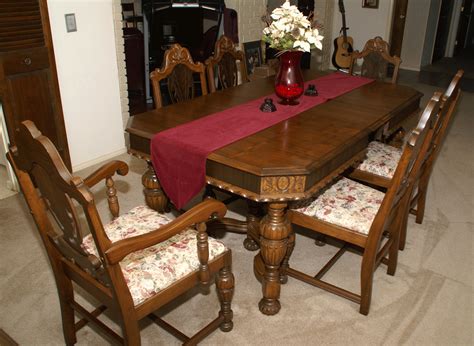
xmin=261 ymin=176 xmax=305 ymax=195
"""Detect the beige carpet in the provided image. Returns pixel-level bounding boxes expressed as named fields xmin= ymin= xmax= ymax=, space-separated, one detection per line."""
xmin=0 ymin=165 xmax=17 ymax=200
xmin=0 ymin=74 xmax=472 ymax=345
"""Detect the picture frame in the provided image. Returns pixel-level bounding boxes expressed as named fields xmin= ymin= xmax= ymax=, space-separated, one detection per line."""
xmin=362 ymin=0 xmax=379 ymax=9
xmin=243 ymin=40 xmax=263 ymax=76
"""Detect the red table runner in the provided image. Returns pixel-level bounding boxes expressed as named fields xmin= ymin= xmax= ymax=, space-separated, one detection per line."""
xmin=151 ymin=72 xmax=374 ymax=208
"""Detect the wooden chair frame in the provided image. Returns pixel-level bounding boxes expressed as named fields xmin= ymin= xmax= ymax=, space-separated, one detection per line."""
xmin=287 ymin=94 xmax=441 ymax=315
xmin=8 ymin=121 xmax=234 ymax=345
xmin=205 ymin=35 xmax=248 ymax=93
xmin=348 ymin=70 xmax=464 ymax=249
xmin=150 ymin=43 xmax=208 ymax=109
xmin=349 ymin=36 xmax=401 ymax=84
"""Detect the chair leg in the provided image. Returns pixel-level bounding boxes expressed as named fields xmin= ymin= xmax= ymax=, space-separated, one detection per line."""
xmin=57 ymin=279 xmax=77 ymax=345
xmin=280 ymin=229 xmax=295 ymax=284
xmin=359 ymin=252 xmax=377 ymax=316
xmin=415 ymin=182 xmax=428 ymax=224
xmin=216 ymin=266 xmax=234 ymax=332
xmin=387 ymin=225 xmax=400 ymax=276
xmin=121 ymin=320 xmax=141 ymax=345
xmin=399 ymin=194 xmax=414 ymax=251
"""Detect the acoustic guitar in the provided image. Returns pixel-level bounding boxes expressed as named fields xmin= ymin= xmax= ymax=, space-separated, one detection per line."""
xmin=332 ymin=0 xmax=353 ymax=70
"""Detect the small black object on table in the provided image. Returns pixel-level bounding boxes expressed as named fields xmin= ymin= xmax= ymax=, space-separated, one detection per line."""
xmin=260 ymin=98 xmax=277 ymax=113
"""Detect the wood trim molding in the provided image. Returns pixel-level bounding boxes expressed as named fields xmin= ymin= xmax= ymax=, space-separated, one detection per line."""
xmin=111 ymin=0 xmax=130 ymax=137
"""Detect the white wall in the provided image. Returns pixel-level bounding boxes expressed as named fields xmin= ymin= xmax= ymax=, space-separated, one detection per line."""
xmin=330 ymin=0 xmax=394 ymax=64
xmin=400 ymin=0 xmax=431 ymax=71
xmin=225 ymin=0 xmax=267 ymax=43
xmin=47 ymin=0 xmax=126 ymax=171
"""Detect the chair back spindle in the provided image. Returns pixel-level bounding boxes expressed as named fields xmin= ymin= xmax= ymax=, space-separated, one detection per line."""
xmin=205 ymin=36 xmax=248 ymax=93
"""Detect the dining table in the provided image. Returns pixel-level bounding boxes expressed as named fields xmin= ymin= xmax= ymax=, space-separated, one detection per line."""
xmin=126 ymin=69 xmax=422 ymax=316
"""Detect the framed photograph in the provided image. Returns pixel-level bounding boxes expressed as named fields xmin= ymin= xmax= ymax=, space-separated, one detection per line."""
xmin=243 ymin=41 xmax=262 ymax=76
xmin=362 ymin=0 xmax=379 ymax=8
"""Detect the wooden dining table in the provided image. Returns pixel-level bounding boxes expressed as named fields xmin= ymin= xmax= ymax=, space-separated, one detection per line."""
xmin=126 ymin=70 xmax=422 ymax=316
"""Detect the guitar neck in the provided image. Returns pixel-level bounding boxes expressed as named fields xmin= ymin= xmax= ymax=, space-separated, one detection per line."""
xmin=341 ymin=13 xmax=348 ymax=40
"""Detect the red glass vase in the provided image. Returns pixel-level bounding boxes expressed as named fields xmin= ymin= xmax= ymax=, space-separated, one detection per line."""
xmin=274 ymin=50 xmax=304 ymax=105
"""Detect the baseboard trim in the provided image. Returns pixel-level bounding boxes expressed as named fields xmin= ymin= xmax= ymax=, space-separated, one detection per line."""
xmin=72 ymin=147 xmax=127 ymax=173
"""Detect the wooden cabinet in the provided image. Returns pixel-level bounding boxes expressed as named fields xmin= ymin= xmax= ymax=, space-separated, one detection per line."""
xmin=123 ymin=27 xmax=146 ymax=114
xmin=0 ymin=0 xmax=71 ymax=169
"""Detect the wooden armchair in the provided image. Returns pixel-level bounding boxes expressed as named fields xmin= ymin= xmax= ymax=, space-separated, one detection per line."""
xmin=205 ymin=35 xmax=248 ymax=93
xmin=347 ymin=70 xmax=463 ymax=248
xmin=349 ymin=36 xmax=401 ymax=84
xmin=7 ymin=121 xmax=234 ymax=345
xmin=150 ymin=43 xmax=208 ymax=109
xmin=287 ymin=94 xmax=441 ymax=315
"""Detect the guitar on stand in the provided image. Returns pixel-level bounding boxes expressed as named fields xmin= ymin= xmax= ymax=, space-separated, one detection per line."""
xmin=332 ymin=0 xmax=353 ymax=70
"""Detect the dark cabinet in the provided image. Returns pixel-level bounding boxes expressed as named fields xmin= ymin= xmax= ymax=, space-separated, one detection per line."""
xmin=123 ymin=27 xmax=146 ymax=114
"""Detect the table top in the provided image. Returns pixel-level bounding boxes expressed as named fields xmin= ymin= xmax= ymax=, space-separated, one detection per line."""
xmin=127 ymin=70 xmax=422 ymax=202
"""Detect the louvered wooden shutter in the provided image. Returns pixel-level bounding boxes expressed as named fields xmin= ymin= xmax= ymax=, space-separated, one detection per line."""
xmin=0 ymin=0 xmax=45 ymax=52
xmin=0 ymin=0 xmax=72 ymax=169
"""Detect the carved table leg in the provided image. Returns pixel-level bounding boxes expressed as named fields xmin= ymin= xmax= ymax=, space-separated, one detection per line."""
xmin=142 ymin=160 xmax=169 ymax=213
xmin=244 ymin=200 xmax=263 ymax=251
xmin=279 ymin=228 xmax=295 ymax=284
xmin=257 ymin=202 xmax=291 ymax=315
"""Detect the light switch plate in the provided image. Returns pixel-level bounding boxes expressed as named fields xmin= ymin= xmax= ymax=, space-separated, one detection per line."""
xmin=65 ymin=13 xmax=77 ymax=32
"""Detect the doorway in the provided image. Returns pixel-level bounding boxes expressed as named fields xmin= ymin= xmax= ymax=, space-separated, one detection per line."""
xmin=453 ymin=0 xmax=473 ymax=57
xmin=0 ymin=103 xmax=18 ymax=199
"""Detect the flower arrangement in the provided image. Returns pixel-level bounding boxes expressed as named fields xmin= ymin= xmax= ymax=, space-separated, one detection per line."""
xmin=262 ymin=1 xmax=324 ymax=53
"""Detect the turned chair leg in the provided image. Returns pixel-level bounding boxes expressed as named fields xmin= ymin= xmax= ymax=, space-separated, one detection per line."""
xmin=216 ymin=266 xmax=234 ymax=332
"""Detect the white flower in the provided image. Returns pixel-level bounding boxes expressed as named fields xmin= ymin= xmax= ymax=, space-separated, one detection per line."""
xmin=262 ymin=0 xmax=323 ymax=52
xmin=293 ymin=40 xmax=311 ymax=52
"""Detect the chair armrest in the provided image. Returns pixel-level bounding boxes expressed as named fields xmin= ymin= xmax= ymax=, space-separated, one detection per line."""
xmin=104 ymin=198 xmax=227 ymax=265
xmin=83 ymin=160 xmax=129 ymax=218
xmin=83 ymin=160 xmax=129 ymax=188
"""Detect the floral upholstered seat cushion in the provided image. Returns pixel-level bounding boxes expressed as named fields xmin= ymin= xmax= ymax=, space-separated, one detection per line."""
xmin=294 ymin=178 xmax=385 ymax=235
xmin=82 ymin=205 xmax=226 ymax=306
xmin=356 ymin=141 xmax=402 ymax=179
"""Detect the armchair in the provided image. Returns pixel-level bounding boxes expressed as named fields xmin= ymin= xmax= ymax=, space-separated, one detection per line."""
xmin=7 ymin=120 xmax=234 ymax=345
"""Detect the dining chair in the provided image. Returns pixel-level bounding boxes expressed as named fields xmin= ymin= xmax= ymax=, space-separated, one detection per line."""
xmin=150 ymin=43 xmax=208 ymax=109
xmin=286 ymin=94 xmax=441 ymax=315
xmin=347 ymin=70 xmax=463 ymax=249
xmin=8 ymin=120 xmax=234 ymax=345
xmin=205 ymin=35 xmax=248 ymax=93
xmin=349 ymin=36 xmax=401 ymax=84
